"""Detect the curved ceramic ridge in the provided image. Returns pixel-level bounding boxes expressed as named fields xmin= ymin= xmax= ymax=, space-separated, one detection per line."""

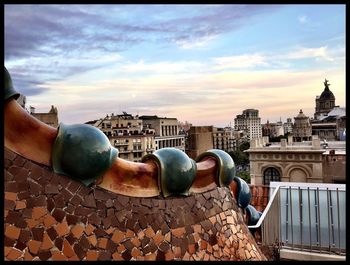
xmin=3 ymin=98 xmax=230 ymax=197
xmin=98 ymin=158 xmax=160 ymax=197
xmin=233 ymin=176 xmax=251 ymax=209
xmin=4 ymin=67 xmax=237 ymax=197
xmin=4 ymin=67 xmax=20 ymax=101
xmin=189 ymin=157 xmax=218 ymax=193
xmin=142 ymin=148 xmax=197 ymax=197
xmin=4 ymin=99 xmax=57 ymax=166
xmin=196 ymin=149 xmax=236 ymax=187
xmin=52 ymin=123 xmax=119 ymax=186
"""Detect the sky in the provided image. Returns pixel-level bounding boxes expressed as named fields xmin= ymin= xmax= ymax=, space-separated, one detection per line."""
xmin=4 ymin=4 xmax=346 ymax=127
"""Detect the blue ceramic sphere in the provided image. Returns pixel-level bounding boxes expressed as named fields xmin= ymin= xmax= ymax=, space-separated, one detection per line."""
xmin=233 ymin=176 xmax=251 ymax=209
xmin=245 ymin=204 xmax=262 ymax=226
xmin=52 ymin=123 xmax=118 ymax=186
xmin=142 ymin=148 xmax=196 ymax=197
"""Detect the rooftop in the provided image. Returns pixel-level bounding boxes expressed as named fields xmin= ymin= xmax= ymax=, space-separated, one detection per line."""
xmin=247 ymin=136 xmax=346 ymax=155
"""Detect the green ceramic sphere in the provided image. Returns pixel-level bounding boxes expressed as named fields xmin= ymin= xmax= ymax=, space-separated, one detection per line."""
xmin=196 ymin=149 xmax=235 ymax=187
xmin=52 ymin=123 xmax=118 ymax=186
xmin=233 ymin=176 xmax=251 ymax=209
xmin=142 ymin=148 xmax=196 ymax=197
xmin=4 ymin=67 xmax=20 ymax=101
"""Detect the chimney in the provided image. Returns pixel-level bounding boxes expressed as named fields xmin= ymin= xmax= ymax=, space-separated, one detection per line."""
xmin=263 ymin=136 xmax=269 ymax=145
xmin=250 ymin=138 xmax=257 ymax=148
xmin=281 ymin=139 xmax=287 ymax=148
xmin=312 ymin=135 xmax=320 ymax=149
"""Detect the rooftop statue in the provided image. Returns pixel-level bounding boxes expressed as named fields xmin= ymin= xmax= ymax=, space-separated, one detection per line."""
xmin=324 ymin=78 xmax=330 ymax=90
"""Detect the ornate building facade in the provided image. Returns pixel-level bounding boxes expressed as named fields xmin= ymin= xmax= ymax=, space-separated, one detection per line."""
xmin=90 ymin=112 xmax=156 ymax=162
xmin=246 ymin=136 xmax=346 ymax=185
xmin=311 ymin=79 xmax=346 ymax=141
xmin=314 ymin=79 xmax=336 ymax=120
xmin=292 ymin=109 xmax=312 ymax=142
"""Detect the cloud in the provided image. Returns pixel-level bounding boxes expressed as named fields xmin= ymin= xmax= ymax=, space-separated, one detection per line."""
xmin=298 ymin=15 xmax=308 ymax=24
xmin=5 ymin=5 xmax=345 ymax=127
xmin=119 ymin=60 xmax=204 ymax=74
xmin=25 ymin=63 xmax=345 ymax=127
xmin=174 ymin=34 xmax=218 ymax=49
xmin=286 ymin=46 xmax=334 ymax=61
xmin=163 ymin=5 xmax=281 ymax=49
xmin=212 ymin=54 xmax=269 ymax=70
xmin=4 ymin=5 xmax=144 ymax=62
xmin=6 ymin=66 xmax=49 ymax=96
xmin=5 ymin=4 xmax=281 ymax=62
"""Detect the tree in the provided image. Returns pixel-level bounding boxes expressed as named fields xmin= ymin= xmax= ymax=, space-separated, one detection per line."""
xmin=239 ymin=141 xmax=250 ymax=152
xmin=229 ymin=141 xmax=250 ymax=166
xmin=236 ymin=170 xmax=251 ymax=184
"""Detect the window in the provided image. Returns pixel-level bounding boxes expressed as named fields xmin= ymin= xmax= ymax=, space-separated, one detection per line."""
xmin=263 ymin=167 xmax=281 ymax=186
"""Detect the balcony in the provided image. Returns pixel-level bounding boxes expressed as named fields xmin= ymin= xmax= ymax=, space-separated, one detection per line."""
xmin=119 ymin=149 xmax=131 ymax=154
xmin=249 ymin=182 xmax=346 ymax=261
xmin=114 ymin=142 xmax=129 ymax=146
xmin=132 ymin=149 xmax=143 ymax=153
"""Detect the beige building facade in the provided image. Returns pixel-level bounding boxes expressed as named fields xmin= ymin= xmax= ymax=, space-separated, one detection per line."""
xmin=247 ymin=136 xmax=345 ymax=185
xmin=92 ymin=112 xmax=156 ymax=162
xmin=111 ymin=135 xmax=155 ymax=162
xmin=140 ymin=115 xmax=185 ymax=152
xmin=212 ymin=127 xmax=235 ymax=153
xmin=30 ymin=105 xmax=59 ymax=128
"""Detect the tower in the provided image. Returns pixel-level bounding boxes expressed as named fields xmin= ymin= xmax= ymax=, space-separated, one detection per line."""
xmin=314 ymin=79 xmax=335 ymax=120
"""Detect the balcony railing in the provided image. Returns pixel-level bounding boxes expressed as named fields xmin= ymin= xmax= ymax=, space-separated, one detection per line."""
xmin=114 ymin=142 xmax=129 ymax=146
xmin=249 ymin=182 xmax=346 ymax=257
xmin=119 ymin=149 xmax=130 ymax=154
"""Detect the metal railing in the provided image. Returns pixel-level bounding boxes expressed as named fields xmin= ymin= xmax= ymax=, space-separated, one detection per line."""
xmin=248 ymin=182 xmax=346 ymax=256
xmin=248 ymin=184 xmax=281 ymax=246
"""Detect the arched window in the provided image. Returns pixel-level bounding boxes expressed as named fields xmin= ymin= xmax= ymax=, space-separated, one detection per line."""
xmin=263 ymin=167 xmax=281 ymax=185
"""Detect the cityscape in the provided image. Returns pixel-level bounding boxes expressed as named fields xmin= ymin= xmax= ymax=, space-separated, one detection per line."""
xmin=4 ymin=4 xmax=346 ymax=262
xmin=21 ymin=77 xmax=346 ymax=186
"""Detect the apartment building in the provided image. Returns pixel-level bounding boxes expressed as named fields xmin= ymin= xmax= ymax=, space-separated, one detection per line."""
xmin=90 ymin=112 xmax=155 ymax=162
xmin=234 ymin=109 xmax=262 ymax=140
xmin=139 ymin=115 xmax=185 ymax=152
xmin=212 ymin=127 xmax=235 ymax=152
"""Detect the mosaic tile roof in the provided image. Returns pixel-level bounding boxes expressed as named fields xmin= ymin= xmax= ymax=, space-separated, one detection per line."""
xmin=4 ymin=148 xmax=266 ymax=261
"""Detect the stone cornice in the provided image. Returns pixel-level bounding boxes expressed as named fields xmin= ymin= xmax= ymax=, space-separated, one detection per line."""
xmin=246 ymin=149 xmax=325 ymax=154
